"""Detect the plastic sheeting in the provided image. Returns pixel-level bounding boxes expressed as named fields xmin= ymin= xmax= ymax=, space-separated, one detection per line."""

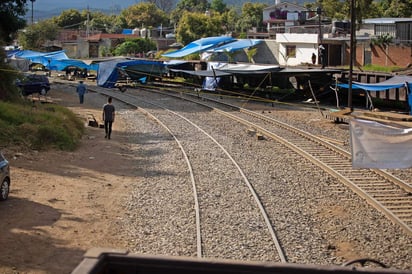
xmin=338 ymin=75 xmax=412 ymax=91
xmin=97 ymin=59 xmax=166 ymax=88
xmin=338 ymin=75 xmax=412 ymax=115
xmin=207 ymin=39 xmax=262 ymax=53
xmin=216 ymin=63 xmax=281 ymax=74
xmin=350 ymin=118 xmax=412 ymax=169
xmin=7 ymin=50 xmax=97 ymax=72
xmin=10 ymin=50 xmax=69 ymax=67
xmin=162 ymin=36 xmax=236 ymax=58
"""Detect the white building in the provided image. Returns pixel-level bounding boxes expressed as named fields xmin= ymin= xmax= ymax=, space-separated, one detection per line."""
xmin=276 ymin=33 xmax=319 ymax=66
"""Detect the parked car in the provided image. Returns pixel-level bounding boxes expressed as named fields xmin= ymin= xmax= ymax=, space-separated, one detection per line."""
xmin=16 ymin=74 xmax=51 ymax=96
xmin=0 ymin=153 xmax=10 ymax=201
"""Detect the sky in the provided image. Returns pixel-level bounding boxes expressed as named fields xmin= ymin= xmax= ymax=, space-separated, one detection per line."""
xmin=28 ymin=0 xmax=140 ymax=20
xmin=32 ymin=0 xmax=139 ymax=10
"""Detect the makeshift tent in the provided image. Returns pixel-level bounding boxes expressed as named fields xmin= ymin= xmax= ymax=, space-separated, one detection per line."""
xmin=338 ymin=75 xmax=412 ymax=90
xmin=97 ymin=59 xmax=166 ymax=88
xmin=10 ymin=50 xmax=69 ymax=67
xmin=49 ymin=59 xmax=98 ymax=71
xmin=168 ymin=63 xmax=281 ymax=77
xmin=168 ymin=62 xmax=281 ymax=91
xmin=7 ymin=50 xmax=97 ymax=72
xmin=338 ymin=75 xmax=412 ymax=114
xmin=162 ymin=36 xmax=236 ymax=58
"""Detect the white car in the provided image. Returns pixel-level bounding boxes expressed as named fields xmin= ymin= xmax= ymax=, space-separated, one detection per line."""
xmin=0 ymin=153 xmax=10 ymax=201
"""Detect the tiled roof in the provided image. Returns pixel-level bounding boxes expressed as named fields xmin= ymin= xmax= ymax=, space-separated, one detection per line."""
xmin=87 ymin=33 xmax=140 ymax=41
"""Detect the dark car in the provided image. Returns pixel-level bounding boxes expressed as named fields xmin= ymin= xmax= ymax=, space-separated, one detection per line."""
xmin=0 ymin=153 xmax=10 ymax=201
xmin=16 ymin=74 xmax=51 ymax=96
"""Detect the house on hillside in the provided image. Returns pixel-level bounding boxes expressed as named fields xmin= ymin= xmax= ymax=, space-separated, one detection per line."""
xmin=358 ymin=18 xmax=412 ymax=43
xmin=86 ymin=33 xmax=141 ymax=58
xmin=263 ymin=1 xmax=313 ymax=35
xmin=355 ymin=18 xmax=412 ymax=67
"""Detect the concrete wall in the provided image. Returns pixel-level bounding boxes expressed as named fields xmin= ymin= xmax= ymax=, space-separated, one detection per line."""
xmin=371 ymin=44 xmax=412 ymax=67
xmin=354 ymin=42 xmax=412 ymax=67
xmin=276 ymin=33 xmax=318 ymax=66
xmin=252 ymin=40 xmax=279 ymax=64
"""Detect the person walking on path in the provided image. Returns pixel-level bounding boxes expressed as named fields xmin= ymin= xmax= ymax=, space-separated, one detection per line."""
xmin=76 ymin=80 xmax=87 ymax=104
xmin=319 ymin=44 xmax=326 ymax=69
xmin=103 ymin=96 xmax=115 ymax=139
xmin=311 ymin=52 xmax=316 ymax=65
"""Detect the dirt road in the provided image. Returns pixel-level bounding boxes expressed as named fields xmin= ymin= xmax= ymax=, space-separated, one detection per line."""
xmin=0 ymin=85 xmax=136 ymax=273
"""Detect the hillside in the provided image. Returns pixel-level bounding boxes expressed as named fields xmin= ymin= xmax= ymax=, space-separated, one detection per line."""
xmin=29 ymin=0 xmax=311 ymax=21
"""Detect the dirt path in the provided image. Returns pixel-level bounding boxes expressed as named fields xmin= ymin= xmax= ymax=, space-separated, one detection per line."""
xmin=0 ymin=85 xmax=137 ymax=273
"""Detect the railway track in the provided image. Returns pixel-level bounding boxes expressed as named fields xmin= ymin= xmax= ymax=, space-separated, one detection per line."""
xmin=185 ymin=89 xmax=412 ymax=236
xmin=89 ymin=88 xmax=288 ymax=262
xmin=100 ymin=84 xmax=412 ymax=236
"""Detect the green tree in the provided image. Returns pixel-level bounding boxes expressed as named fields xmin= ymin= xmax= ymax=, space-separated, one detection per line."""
xmin=53 ymin=9 xmax=84 ymax=29
xmin=176 ymin=12 xmax=224 ymax=45
xmin=210 ymin=0 xmax=227 ymax=14
xmin=222 ymin=7 xmax=240 ymax=34
xmin=313 ymin=0 xmax=347 ymax=20
xmin=0 ymin=50 xmax=21 ymax=101
xmin=315 ymin=0 xmax=379 ymax=23
xmin=0 ymin=0 xmax=27 ymax=44
xmin=237 ymin=3 xmax=267 ymax=33
xmin=147 ymin=0 xmax=175 ymax=13
xmin=170 ymin=0 xmax=209 ymax=25
xmin=118 ymin=3 xmax=168 ymax=29
xmin=0 ymin=0 xmax=30 ymax=101
xmin=246 ymin=47 xmax=257 ymax=63
xmin=87 ymin=12 xmax=121 ymax=33
xmin=378 ymin=0 xmax=412 ymax=17
xmin=113 ymin=38 xmax=156 ymax=56
xmin=17 ymin=19 xmax=58 ymax=50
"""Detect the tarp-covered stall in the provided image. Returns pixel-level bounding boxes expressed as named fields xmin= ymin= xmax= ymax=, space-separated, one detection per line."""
xmin=97 ymin=59 xmax=166 ymax=88
xmin=7 ymin=50 xmax=97 ymax=72
xmin=9 ymin=50 xmax=69 ymax=67
xmin=338 ymin=75 xmax=412 ymax=114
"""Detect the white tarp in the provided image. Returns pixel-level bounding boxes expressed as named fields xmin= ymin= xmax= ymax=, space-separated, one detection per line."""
xmin=350 ymin=119 xmax=412 ymax=169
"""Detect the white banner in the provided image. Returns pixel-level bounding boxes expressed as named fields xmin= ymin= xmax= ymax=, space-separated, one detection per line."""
xmin=350 ymin=119 xmax=412 ymax=169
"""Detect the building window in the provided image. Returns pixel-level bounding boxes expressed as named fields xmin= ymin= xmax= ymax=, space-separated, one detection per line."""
xmin=286 ymin=45 xmax=296 ymax=58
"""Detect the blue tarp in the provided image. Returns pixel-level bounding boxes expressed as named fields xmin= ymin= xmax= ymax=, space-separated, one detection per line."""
xmin=122 ymin=29 xmax=133 ymax=34
xmin=8 ymin=50 xmax=97 ymax=71
xmin=338 ymin=75 xmax=412 ymax=115
xmin=10 ymin=50 xmax=69 ymax=66
xmin=97 ymin=59 xmax=166 ymax=88
xmin=207 ymin=39 xmax=262 ymax=53
xmin=162 ymin=36 xmax=236 ymax=58
xmin=338 ymin=75 xmax=412 ymax=91
xmin=49 ymin=59 xmax=98 ymax=71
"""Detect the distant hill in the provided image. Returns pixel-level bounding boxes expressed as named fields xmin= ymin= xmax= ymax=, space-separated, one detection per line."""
xmin=29 ymin=0 xmax=138 ymax=20
xmin=29 ymin=0 xmax=311 ymax=21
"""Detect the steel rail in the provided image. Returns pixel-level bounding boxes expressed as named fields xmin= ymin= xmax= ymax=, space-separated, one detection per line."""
xmin=84 ymin=88 xmax=203 ymax=258
xmin=137 ymin=87 xmax=412 ymax=236
xmin=132 ymin=93 xmax=288 ymax=262
xmin=92 ymin=88 xmax=288 ymax=262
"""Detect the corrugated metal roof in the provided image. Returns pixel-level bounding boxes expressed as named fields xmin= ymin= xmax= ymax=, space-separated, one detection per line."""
xmin=363 ymin=18 xmax=412 ymax=24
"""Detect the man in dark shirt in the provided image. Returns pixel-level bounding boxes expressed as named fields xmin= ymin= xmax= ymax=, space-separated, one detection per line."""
xmin=76 ymin=80 xmax=87 ymax=104
xmin=102 ymin=97 xmax=115 ymax=139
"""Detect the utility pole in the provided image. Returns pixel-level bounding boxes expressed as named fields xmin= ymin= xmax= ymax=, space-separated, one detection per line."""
xmin=30 ymin=0 xmax=36 ymax=24
xmin=348 ymin=0 xmax=356 ymax=111
xmin=86 ymin=5 xmax=90 ymax=38
xmin=317 ymin=6 xmax=322 ymax=45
